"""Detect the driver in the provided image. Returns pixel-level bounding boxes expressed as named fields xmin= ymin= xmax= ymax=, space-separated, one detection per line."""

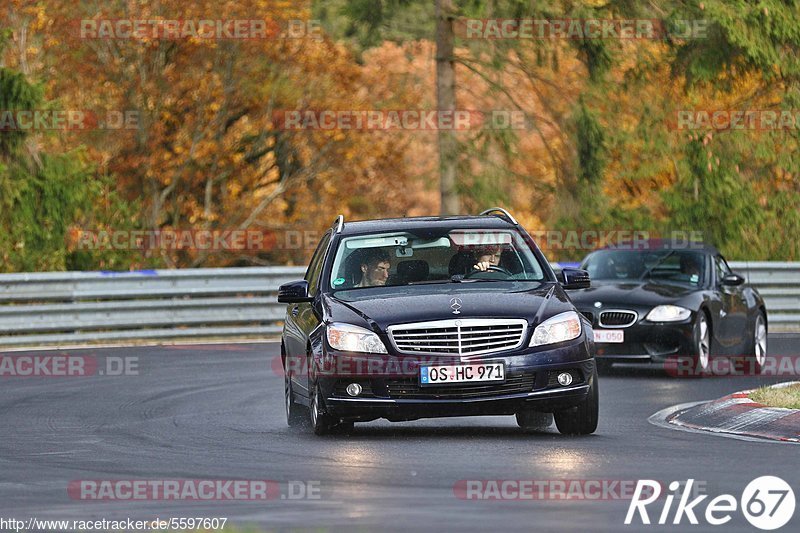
xmin=473 ymin=245 xmax=502 ymax=272
xmin=680 ymin=253 xmax=703 ymax=279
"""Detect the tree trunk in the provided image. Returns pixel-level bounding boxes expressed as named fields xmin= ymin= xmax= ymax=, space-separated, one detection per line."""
xmin=436 ymin=0 xmax=460 ymax=215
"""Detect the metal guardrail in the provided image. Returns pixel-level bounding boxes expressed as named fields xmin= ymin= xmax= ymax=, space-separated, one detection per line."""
xmin=0 ymin=263 xmax=796 ymax=347
xmin=729 ymin=262 xmax=800 ymax=332
xmin=0 ymin=267 xmax=306 ymax=347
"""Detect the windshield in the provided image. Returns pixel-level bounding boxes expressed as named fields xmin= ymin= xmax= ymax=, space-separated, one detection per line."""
xmin=328 ymin=228 xmax=547 ymax=291
xmin=581 ymin=250 xmax=706 ymax=287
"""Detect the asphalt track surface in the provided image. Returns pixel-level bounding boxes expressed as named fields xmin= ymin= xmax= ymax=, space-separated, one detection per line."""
xmin=1 ymin=335 xmax=799 ymax=532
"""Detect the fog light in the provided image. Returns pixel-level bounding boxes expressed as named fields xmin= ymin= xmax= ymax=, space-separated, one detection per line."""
xmin=557 ymin=372 xmax=573 ymax=386
xmin=346 ymin=383 xmax=362 ymax=397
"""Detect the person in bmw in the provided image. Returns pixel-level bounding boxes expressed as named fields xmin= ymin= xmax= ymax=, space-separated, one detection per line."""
xmin=570 ymin=245 xmax=767 ymax=375
xmin=278 ymin=209 xmax=599 ymax=435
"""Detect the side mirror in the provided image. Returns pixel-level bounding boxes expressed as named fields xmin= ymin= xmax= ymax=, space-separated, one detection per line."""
xmin=721 ymin=273 xmax=745 ymax=287
xmin=560 ymin=268 xmax=591 ymax=290
xmin=278 ymin=280 xmax=313 ymax=303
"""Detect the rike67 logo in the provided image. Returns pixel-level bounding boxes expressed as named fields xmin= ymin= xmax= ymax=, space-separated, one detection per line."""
xmin=626 ymin=477 xmax=795 ymax=530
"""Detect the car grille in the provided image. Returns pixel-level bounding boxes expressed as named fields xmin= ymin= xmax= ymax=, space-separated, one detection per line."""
xmin=386 ymin=372 xmax=535 ymax=400
xmin=387 ymin=319 xmax=527 ymax=356
xmin=598 ymin=310 xmax=638 ymax=328
xmin=580 ymin=311 xmax=594 ymax=323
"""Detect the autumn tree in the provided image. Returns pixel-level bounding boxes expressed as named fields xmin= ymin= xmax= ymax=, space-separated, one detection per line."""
xmin=0 ymin=22 xmax=133 ymax=272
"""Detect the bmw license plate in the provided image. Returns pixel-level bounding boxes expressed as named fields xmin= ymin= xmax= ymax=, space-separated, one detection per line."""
xmin=594 ymin=329 xmax=624 ymax=343
xmin=420 ymin=363 xmax=505 ymax=386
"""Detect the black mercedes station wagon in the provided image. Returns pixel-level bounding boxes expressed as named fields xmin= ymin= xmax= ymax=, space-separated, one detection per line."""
xmin=278 ymin=209 xmax=598 ymax=435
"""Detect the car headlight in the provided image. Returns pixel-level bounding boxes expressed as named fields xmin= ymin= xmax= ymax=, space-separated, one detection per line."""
xmin=646 ymin=305 xmax=691 ymax=322
xmin=326 ymin=323 xmax=388 ymax=354
xmin=530 ymin=311 xmax=582 ymax=347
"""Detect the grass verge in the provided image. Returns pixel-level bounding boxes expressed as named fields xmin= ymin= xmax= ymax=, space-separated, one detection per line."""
xmin=749 ymin=383 xmax=800 ymax=409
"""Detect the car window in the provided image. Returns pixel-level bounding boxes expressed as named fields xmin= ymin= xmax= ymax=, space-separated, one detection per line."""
xmin=328 ymin=228 xmax=546 ymax=291
xmin=305 ymin=231 xmax=331 ymax=294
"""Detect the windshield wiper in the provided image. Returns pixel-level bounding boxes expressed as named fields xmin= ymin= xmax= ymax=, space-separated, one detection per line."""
xmin=451 ymin=275 xmax=514 ymax=283
xmin=405 ymin=277 xmax=507 ymax=285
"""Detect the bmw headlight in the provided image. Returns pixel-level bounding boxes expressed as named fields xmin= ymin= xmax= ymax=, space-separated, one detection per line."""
xmin=530 ymin=311 xmax=582 ymax=347
xmin=646 ymin=305 xmax=691 ymax=322
xmin=326 ymin=323 xmax=388 ymax=354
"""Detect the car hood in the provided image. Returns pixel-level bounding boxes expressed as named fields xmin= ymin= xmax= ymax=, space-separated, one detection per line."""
xmin=324 ymin=282 xmax=576 ymax=332
xmin=568 ymin=280 xmax=696 ymax=309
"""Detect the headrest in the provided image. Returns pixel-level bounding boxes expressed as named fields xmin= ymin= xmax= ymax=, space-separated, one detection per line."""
xmin=397 ymin=260 xmax=429 ymax=282
xmin=448 ymin=250 xmax=476 ymax=276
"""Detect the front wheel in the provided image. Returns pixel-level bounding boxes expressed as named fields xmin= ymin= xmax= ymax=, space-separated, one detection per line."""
xmin=554 ymin=369 xmax=599 ymax=435
xmin=748 ymin=312 xmax=767 ymax=375
xmin=691 ymin=311 xmax=711 ymax=376
xmin=309 ymin=385 xmax=336 ymax=436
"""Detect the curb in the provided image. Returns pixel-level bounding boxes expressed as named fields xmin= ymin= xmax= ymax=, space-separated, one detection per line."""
xmin=649 ymin=382 xmax=800 ymax=443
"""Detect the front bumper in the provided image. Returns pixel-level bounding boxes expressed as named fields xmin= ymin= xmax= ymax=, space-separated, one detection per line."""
xmin=313 ymin=339 xmax=596 ymax=422
xmin=327 ymin=380 xmax=591 ymax=422
xmin=587 ymin=318 xmax=695 ymax=364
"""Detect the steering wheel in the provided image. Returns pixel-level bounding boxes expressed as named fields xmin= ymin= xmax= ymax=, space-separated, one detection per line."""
xmin=464 ymin=265 xmax=513 ymax=278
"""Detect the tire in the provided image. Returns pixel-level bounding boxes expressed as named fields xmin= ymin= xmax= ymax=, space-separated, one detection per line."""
xmin=309 ymin=385 xmax=336 ymax=436
xmin=284 ymin=372 xmax=307 ymax=428
xmin=691 ymin=311 xmax=711 ymax=376
xmin=747 ymin=312 xmax=767 ymax=375
xmin=554 ymin=369 xmax=599 ymax=435
xmin=515 ymin=411 xmax=553 ymax=431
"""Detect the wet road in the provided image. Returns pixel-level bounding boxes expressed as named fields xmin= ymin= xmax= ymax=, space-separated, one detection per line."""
xmin=1 ymin=336 xmax=798 ymax=532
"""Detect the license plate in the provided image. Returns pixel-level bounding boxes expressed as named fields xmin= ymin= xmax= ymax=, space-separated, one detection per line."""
xmin=419 ymin=363 xmax=505 ymax=386
xmin=594 ymin=330 xmax=624 ymax=343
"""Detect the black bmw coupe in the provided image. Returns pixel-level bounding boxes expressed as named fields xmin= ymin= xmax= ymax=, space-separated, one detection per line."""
xmin=570 ymin=245 xmax=767 ymax=376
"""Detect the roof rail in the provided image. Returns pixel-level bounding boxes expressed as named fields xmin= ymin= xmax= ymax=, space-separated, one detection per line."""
xmin=479 ymin=207 xmax=518 ymax=225
xmin=333 ymin=215 xmax=344 ymax=234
